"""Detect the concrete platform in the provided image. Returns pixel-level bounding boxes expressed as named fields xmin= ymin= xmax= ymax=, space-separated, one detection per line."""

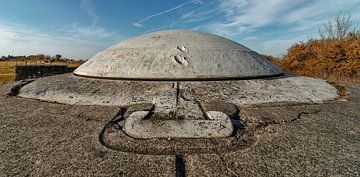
xmin=0 ymin=81 xmax=359 ymax=176
xmin=123 ymin=111 xmax=233 ymax=139
xmin=17 ymin=74 xmax=338 ymax=108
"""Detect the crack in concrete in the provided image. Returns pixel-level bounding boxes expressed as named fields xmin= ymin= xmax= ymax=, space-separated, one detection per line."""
xmin=175 ymin=155 xmax=186 ymax=177
xmin=98 ymin=108 xmax=127 ymax=147
xmin=176 ymin=82 xmax=180 ymax=106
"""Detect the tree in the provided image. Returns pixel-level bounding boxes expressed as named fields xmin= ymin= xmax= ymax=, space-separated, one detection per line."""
xmin=319 ymin=12 xmax=357 ymax=41
xmin=55 ymin=54 xmax=62 ymax=60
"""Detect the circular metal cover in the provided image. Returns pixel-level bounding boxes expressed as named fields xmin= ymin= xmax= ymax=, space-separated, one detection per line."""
xmin=74 ymin=30 xmax=283 ymax=80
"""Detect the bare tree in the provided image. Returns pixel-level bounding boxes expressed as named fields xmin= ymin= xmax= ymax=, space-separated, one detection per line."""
xmin=319 ymin=12 xmax=357 ymax=41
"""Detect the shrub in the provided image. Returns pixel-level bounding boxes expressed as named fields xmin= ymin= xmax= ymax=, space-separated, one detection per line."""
xmin=265 ymin=13 xmax=360 ymax=82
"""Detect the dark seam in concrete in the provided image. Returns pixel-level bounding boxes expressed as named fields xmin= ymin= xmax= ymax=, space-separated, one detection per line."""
xmin=7 ymin=79 xmax=34 ymax=96
xmin=251 ymin=111 xmax=318 ymax=130
xmin=98 ymin=108 xmax=127 ymax=147
xmin=229 ymin=105 xmax=247 ymax=136
xmin=73 ymin=72 xmax=285 ymax=81
xmin=98 ymin=103 xmax=256 ymax=155
xmin=175 ymin=155 xmax=186 ymax=177
xmin=292 ymin=111 xmax=310 ymax=122
xmin=198 ymin=101 xmax=245 ymax=136
xmin=176 ymin=82 xmax=180 ymax=106
xmin=179 ymin=93 xmax=191 ymax=101
xmin=143 ymin=104 xmax=155 ymax=120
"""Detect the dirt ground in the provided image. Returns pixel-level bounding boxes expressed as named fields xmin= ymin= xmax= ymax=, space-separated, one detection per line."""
xmin=0 ymin=81 xmax=359 ymax=176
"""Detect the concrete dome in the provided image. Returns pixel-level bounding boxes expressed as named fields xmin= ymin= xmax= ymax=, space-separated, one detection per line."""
xmin=74 ymin=30 xmax=283 ymax=80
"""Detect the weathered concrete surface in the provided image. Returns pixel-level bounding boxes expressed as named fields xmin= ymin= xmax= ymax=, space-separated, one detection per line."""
xmin=74 ymin=30 xmax=283 ymax=80
xmin=18 ymin=74 xmax=338 ymax=109
xmin=18 ymin=74 xmax=177 ymax=111
xmin=0 ymin=97 xmax=175 ymax=176
xmin=123 ymin=111 xmax=233 ymax=139
xmin=0 ymin=82 xmax=359 ymax=176
xmin=185 ymin=85 xmax=360 ymax=176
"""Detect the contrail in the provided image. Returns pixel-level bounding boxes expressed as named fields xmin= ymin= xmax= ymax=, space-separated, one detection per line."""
xmin=1 ymin=29 xmax=90 ymax=43
xmin=133 ymin=0 xmax=202 ymax=27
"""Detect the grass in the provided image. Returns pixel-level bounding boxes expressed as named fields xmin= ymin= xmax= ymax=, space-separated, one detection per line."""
xmin=0 ymin=60 xmax=83 ymax=84
xmin=0 ymin=61 xmax=17 ymax=84
xmin=0 ymin=73 xmax=15 ymax=84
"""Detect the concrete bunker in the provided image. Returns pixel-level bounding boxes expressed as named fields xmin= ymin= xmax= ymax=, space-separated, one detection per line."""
xmin=74 ymin=30 xmax=283 ymax=80
xmin=14 ymin=30 xmax=339 ymax=153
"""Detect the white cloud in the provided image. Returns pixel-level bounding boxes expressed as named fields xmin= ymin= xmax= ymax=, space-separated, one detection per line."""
xmin=181 ymin=3 xmax=221 ymax=23
xmin=0 ymin=0 xmax=118 ymax=59
xmin=181 ymin=11 xmax=195 ymax=19
xmin=187 ymin=0 xmax=360 ymax=56
xmin=204 ymin=0 xmax=360 ymax=37
xmin=0 ymin=25 xmax=116 ymax=59
xmin=132 ymin=22 xmax=143 ymax=28
xmin=132 ymin=0 xmax=203 ymax=27
xmin=80 ymin=0 xmax=99 ymax=26
xmin=283 ymin=0 xmax=360 ymax=33
xmin=204 ymin=0 xmax=306 ymax=35
xmin=61 ymin=23 xmax=115 ymax=39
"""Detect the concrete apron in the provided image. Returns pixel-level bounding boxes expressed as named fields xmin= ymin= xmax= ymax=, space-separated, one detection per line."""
xmin=123 ymin=111 xmax=233 ymax=139
xmin=16 ymin=73 xmax=339 ymax=139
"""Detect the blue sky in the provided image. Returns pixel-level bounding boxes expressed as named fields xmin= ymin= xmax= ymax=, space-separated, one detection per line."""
xmin=0 ymin=0 xmax=359 ymax=59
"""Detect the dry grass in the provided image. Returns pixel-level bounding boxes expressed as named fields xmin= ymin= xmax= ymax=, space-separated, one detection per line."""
xmin=0 ymin=61 xmax=17 ymax=84
xmin=0 ymin=60 xmax=83 ymax=84
xmin=265 ymin=37 xmax=360 ymax=83
xmin=0 ymin=73 xmax=15 ymax=84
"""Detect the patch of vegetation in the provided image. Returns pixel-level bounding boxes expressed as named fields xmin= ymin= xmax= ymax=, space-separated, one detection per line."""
xmin=0 ymin=73 xmax=15 ymax=84
xmin=265 ymin=13 xmax=360 ymax=83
